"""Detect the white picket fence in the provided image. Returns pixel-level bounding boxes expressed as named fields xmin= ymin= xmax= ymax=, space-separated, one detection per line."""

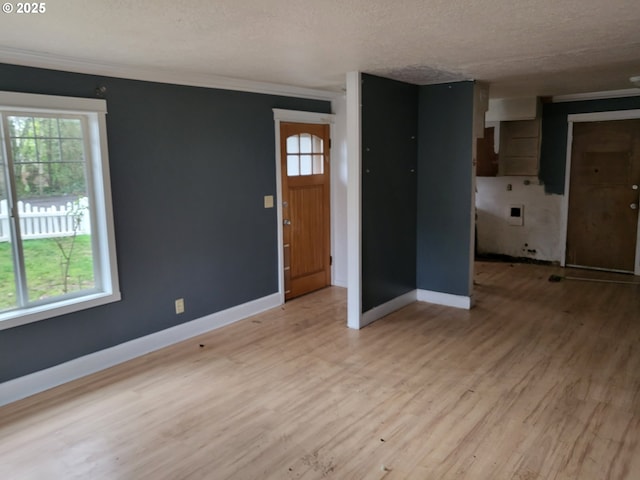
xmin=0 ymin=197 xmax=90 ymax=242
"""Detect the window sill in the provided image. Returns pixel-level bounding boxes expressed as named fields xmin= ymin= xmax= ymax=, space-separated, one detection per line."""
xmin=0 ymin=291 xmax=121 ymax=331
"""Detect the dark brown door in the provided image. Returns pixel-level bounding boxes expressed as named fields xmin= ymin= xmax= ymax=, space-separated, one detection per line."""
xmin=566 ymin=119 xmax=640 ymax=272
xmin=280 ymin=122 xmax=331 ymax=300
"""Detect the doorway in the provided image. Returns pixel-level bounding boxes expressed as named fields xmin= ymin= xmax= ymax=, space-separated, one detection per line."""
xmin=564 ymin=114 xmax=640 ymax=274
xmin=276 ymin=118 xmax=332 ymax=300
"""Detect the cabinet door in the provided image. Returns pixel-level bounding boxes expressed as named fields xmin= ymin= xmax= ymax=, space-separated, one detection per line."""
xmin=499 ymin=119 xmax=540 ymax=176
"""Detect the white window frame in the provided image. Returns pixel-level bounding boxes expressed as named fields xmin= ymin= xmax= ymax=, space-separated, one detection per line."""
xmin=0 ymin=91 xmax=120 ymax=331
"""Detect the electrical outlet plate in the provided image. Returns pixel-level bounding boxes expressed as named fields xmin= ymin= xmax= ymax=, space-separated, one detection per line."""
xmin=175 ymin=298 xmax=185 ymax=314
xmin=264 ymin=195 xmax=274 ymax=208
xmin=508 ymin=204 xmax=524 ymax=226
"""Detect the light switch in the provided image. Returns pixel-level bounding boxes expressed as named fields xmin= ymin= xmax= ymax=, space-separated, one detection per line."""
xmin=264 ymin=195 xmax=274 ymax=208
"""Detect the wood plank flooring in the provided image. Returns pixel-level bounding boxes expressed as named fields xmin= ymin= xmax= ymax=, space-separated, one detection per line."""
xmin=1 ymin=261 xmax=639 ymax=479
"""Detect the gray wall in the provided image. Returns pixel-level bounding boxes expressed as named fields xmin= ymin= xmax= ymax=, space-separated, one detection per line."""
xmin=359 ymin=76 xmax=476 ymax=310
xmin=361 ymin=74 xmax=418 ymax=312
xmin=416 ymin=82 xmax=475 ymax=296
xmin=0 ymin=63 xmax=330 ymax=382
xmin=540 ymin=96 xmax=640 ymax=194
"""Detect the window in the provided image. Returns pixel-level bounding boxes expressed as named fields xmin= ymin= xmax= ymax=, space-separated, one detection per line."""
xmin=286 ymin=133 xmax=324 ymax=176
xmin=0 ymin=91 xmax=120 ymax=330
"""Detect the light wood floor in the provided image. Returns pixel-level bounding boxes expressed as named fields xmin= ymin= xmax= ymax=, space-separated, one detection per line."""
xmin=1 ymin=261 xmax=639 ymax=479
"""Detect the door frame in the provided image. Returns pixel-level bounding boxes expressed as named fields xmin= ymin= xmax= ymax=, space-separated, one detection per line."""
xmin=560 ymin=109 xmax=640 ymax=275
xmin=273 ymin=109 xmax=335 ymax=304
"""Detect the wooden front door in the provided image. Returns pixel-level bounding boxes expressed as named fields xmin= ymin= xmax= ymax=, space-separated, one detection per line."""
xmin=280 ymin=122 xmax=331 ymax=300
xmin=566 ymin=119 xmax=640 ymax=272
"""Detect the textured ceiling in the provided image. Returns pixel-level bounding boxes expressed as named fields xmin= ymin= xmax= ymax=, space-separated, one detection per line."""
xmin=0 ymin=0 xmax=639 ymax=98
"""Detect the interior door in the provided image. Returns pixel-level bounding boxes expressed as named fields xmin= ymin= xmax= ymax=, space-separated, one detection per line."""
xmin=566 ymin=119 xmax=640 ymax=272
xmin=280 ymin=122 xmax=331 ymax=300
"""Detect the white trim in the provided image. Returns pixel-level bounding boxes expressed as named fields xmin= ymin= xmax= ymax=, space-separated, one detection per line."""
xmin=0 ymin=292 xmax=281 ymax=407
xmin=567 ymin=109 xmax=640 ymax=123
xmin=360 ymin=290 xmax=417 ymax=328
xmin=0 ymin=47 xmax=338 ymax=101
xmin=0 ymin=292 xmax=121 ymax=332
xmin=93 ymin=112 xmax=121 ymax=298
xmin=566 ymin=264 xmax=634 ymax=275
xmin=272 ymin=109 xmax=335 ymax=124
xmin=562 ymin=109 xmax=640 ymax=275
xmin=417 ymin=289 xmax=473 ymax=309
xmin=329 ymin=96 xmax=348 ymax=288
xmin=273 ymin=117 xmax=286 ymax=304
xmin=272 ymin=109 xmax=337 ymax=302
xmin=552 ymin=89 xmax=640 ymax=103
xmin=559 ymin=121 xmax=573 ymax=267
xmin=346 ymin=72 xmax=362 ymax=329
xmin=0 ymin=90 xmax=107 ymax=113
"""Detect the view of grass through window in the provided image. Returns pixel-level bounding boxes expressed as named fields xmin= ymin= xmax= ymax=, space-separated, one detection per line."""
xmin=0 ymin=114 xmax=96 ymax=312
xmin=0 ymin=237 xmax=94 ymax=310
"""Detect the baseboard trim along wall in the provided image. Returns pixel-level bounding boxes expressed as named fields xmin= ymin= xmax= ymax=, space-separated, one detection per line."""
xmin=332 ymin=278 xmax=348 ymax=288
xmin=359 ymin=288 xmax=473 ymax=329
xmin=417 ymin=289 xmax=474 ymax=309
xmin=0 ymin=293 xmax=281 ymax=407
xmin=361 ymin=290 xmax=418 ymax=328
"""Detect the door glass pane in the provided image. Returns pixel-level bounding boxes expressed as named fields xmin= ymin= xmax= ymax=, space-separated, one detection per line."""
xmin=299 ymin=134 xmax=312 ymax=154
xmin=286 ymin=135 xmax=299 ymax=154
xmin=8 ymin=115 xmax=95 ymax=302
xmin=287 ymin=155 xmax=299 ymax=176
xmin=0 ymin=134 xmax=17 ymax=311
xmin=312 ymin=135 xmax=323 ymax=154
xmin=300 ymin=155 xmax=312 ymax=175
xmin=312 ymin=155 xmax=324 ymax=175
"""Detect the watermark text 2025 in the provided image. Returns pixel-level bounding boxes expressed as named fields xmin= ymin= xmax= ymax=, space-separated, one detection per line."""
xmin=2 ymin=3 xmax=47 ymax=14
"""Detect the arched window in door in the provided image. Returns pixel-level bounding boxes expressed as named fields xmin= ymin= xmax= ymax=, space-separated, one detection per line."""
xmin=286 ymin=133 xmax=324 ymax=176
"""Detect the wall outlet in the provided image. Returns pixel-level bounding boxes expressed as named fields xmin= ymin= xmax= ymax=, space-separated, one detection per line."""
xmin=175 ymin=298 xmax=185 ymax=314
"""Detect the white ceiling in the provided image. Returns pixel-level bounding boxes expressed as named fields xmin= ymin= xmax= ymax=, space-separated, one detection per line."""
xmin=1 ymin=0 xmax=639 ymax=98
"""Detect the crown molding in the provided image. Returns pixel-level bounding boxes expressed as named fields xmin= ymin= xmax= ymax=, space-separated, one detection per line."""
xmin=0 ymin=47 xmax=340 ymax=101
xmin=552 ymin=88 xmax=640 ymax=103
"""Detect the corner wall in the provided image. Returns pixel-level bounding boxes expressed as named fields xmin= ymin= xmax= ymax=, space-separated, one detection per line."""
xmin=416 ymin=82 xmax=475 ymax=297
xmin=361 ymin=74 xmax=418 ymax=313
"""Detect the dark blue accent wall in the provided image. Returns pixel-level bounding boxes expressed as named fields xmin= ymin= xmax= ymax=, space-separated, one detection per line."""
xmin=361 ymin=74 xmax=418 ymax=312
xmin=416 ymin=82 xmax=474 ymax=296
xmin=540 ymin=96 xmax=640 ymax=194
xmin=0 ymin=63 xmax=330 ymax=382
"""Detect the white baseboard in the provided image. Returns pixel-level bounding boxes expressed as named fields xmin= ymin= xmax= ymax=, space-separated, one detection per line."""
xmin=360 ymin=290 xmax=417 ymax=328
xmin=417 ymin=289 xmax=473 ymax=309
xmin=332 ymin=278 xmax=348 ymax=288
xmin=0 ymin=293 xmax=281 ymax=407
